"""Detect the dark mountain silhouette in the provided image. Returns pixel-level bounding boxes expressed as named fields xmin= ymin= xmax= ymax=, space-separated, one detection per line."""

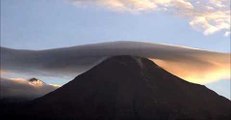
xmin=2 ymin=56 xmax=230 ymax=120
xmin=0 ymin=77 xmax=59 ymax=117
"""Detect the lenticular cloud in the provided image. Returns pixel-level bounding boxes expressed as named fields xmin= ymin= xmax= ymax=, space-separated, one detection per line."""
xmin=1 ymin=41 xmax=230 ymax=84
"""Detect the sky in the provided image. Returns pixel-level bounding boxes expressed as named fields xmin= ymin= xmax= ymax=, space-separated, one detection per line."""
xmin=0 ymin=0 xmax=230 ymax=99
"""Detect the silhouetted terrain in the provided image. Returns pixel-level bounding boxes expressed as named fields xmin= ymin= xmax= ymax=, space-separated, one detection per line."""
xmin=1 ymin=56 xmax=230 ymax=120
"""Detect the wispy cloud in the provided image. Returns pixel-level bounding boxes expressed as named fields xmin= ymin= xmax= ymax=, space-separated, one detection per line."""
xmin=151 ymin=57 xmax=230 ymax=84
xmin=1 ymin=41 xmax=230 ymax=84
xmin=0 ymin=70 xmax=8 ymax=75
xmin=70 ymin=0 xmax=230 ymax=36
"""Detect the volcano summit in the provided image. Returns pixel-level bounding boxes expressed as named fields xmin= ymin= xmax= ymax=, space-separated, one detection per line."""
xmin=1 ymin=56 xmax=230 ymax=120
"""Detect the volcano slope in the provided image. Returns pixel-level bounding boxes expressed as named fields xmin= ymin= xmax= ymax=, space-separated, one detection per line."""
xmin=2 ymin=56 xmax=230 ymax=120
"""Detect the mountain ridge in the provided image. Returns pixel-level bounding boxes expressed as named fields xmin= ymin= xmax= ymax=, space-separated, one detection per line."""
xmin=2 ymin=55 xmax=231 ymax=120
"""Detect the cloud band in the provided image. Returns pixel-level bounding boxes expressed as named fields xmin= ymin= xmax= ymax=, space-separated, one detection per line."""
xmin=1 ymin=41 xmax=230 ymax=84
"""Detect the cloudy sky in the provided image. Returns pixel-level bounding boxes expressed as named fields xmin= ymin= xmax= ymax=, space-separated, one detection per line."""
xmin=1 ymin=0 xmax=230 ymax=98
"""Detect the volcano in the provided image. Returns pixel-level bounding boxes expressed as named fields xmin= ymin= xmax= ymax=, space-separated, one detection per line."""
xmin=2 ymin=56 xmax=230 ymax=120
